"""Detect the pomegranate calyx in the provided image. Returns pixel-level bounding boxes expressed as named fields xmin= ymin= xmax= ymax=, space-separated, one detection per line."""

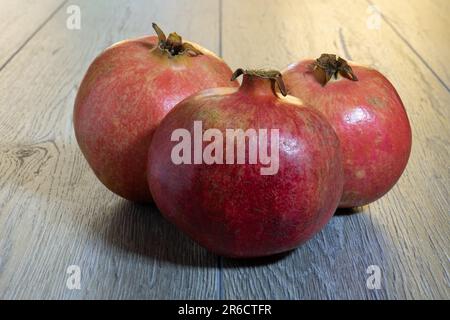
xmin=152 ymin=23 xmax=203 ymax=57
xmin=231 ymin=68 xmax=287 ymax=96
xmin=313 ymin=54 xmax=358 ymax=86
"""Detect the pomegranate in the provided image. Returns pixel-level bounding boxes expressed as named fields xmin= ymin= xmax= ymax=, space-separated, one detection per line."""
xmin=147 ymin=69 xmax=343 ymax=257
xmin=74 ymin=24 xmax=238 ymax=202
xmin=282 ymin=54 xmax=412 ymax=207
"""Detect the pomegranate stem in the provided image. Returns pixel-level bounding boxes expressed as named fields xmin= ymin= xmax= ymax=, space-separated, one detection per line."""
xmin=152 ymin=23 xmax=203 ymax=57
xmin=313 ymin=54 xmax=358 ymax=86
xmin=231 ymin=69 xmax=287 ymax=96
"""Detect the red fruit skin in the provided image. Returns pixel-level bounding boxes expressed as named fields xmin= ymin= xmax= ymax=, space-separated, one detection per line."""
xmin=282 ymin=60 xmax=412 ymax=207
xmin=147 ymin=76 xmax=344 ymax=257
xmin=74 ymin=36 xmax=238 ymax=202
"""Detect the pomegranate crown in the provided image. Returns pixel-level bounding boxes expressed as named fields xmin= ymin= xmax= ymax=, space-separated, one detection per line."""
xmin=152 ymin=23 xmax=203 ymax=57
xmin=312 ymin=54 xmax=358 ymax=86
xmin=231 ymin=68 xmax=288 ymax=96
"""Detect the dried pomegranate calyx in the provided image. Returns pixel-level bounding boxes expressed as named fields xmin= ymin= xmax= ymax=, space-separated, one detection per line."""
xmin=152 ymin=23 xmax=203 ymax=57
xmin=313 ymin=54 xmax=358 ymax=86
xmin=231 ymin=68 xmax=287 ymax=96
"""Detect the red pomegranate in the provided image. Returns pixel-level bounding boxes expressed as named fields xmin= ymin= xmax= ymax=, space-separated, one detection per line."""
xmin=147 ymin=69 xmax=344 ymax=257
xmin=282 ymin=54 xmax=412 ymax=207
xmin=74 ymin=24 xmax=238 ymax=202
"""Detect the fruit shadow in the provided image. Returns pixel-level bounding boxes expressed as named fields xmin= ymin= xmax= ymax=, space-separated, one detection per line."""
xmin=96 ymin=201 xmax=371 ymax=269
xmin=95 ymin=200 xmax=383 ymax=273
xmin=335 ymin=206 xmax=366 ymax=216
xmin=96 ymin=200 xmax=296 ymax=268
xmin=221 ymin=251 xmax=294 ymax=268
xmin=94 ymin=200 xmax=218 ymax=267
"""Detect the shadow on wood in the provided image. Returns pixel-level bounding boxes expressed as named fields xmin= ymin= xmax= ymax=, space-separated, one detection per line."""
xmin=90 ymin=200 xmax=297 ymax=268
xmin=335 ymin=206 xmax=366 ymax=216
xmin=90 ymin=200 xmax=218 ymax=268
xmin=222 ymin=251 xmax=294 ymax=269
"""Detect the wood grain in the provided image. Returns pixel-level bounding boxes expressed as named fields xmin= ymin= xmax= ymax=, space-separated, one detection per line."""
xmin=0 ymin=0 xmax=66 ymax=70
xmin=222 ymin=0 xmax=449 ymax=299
xmin=0 ymin=0 xmax=221 ymax=299
xmin=0 ymin=0 xmax=448 ymax=300
xmin=370 ymin=0 xmax=450 ymax=88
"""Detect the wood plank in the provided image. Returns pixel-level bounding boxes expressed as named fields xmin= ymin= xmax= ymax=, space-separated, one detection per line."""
xmin=0 ymin=0 xmax=65 ymax=70
xmin=222 ymin=0 xmax=449 ymax=299
xmin=0 ymin=0 xmax=221 ymax=299
xmin=370 ymin=0 xmax=450 ymax=88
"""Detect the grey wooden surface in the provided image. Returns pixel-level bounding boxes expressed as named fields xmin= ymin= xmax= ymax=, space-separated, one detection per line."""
xmin=0 ymin=0 xmax=448 ymax=299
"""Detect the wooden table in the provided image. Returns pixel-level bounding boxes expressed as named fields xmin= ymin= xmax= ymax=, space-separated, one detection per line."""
xmin=0 ymin=0 xmax=448 ymax=299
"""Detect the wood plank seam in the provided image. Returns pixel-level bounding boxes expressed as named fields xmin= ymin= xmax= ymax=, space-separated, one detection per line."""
xmin=338 ymin=28 xmax=352 ymax=61
xmin=366 ymin=0 xmax=449 ymax=92
xmin=0 ymin=0 xmax=68 ymax=74
xmin=217 ymin=257 xmax=224 ymax=299
xmin=217 ymin=0 xmax=224 ymax=300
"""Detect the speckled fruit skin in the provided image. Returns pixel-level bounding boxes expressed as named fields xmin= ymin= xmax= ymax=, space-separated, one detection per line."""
xmin=74 ymin=36 xmax=238 ymax=202
xmin=282 ymin=60 xmax=412 ymax=207
xmin=147 ymin=75 xmax=344 ymax=258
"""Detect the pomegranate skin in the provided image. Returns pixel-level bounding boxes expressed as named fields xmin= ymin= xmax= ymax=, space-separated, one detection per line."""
xmin=74 ymin=35 xmax=238 ymax=202
xmin=282 ymin=59 xmax=412 ymax=207
xmin=147 ymin=73 xmax=344 ymax=257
